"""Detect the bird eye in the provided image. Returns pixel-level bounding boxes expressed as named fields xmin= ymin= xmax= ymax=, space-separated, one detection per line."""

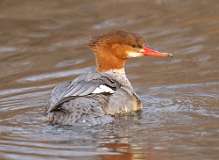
xmin=132 ymin=44 xmax=142 ymax=48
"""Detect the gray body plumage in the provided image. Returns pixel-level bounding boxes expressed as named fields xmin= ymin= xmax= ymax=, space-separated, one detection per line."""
xmin=47 ymin=71 xmax=142 ymax=125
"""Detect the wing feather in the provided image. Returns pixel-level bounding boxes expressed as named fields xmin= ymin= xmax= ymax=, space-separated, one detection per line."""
xmin=48 ymin=73 xmax=120 ymax=112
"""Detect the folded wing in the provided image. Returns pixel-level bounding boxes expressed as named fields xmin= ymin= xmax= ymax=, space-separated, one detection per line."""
xmin=48 ymin=73 xmax=120 ymax=112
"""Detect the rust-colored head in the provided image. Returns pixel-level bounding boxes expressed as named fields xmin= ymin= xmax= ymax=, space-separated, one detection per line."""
xmin=88 ymin=30 xmax=172 ymax=72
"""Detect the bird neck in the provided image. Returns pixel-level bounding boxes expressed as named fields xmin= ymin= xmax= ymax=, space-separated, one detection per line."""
xmin=95 ymin=51 xmax=126 ymax=73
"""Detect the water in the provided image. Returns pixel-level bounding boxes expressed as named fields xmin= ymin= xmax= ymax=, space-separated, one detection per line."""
xmin=0 ymin=0 xmax=219 ymax=159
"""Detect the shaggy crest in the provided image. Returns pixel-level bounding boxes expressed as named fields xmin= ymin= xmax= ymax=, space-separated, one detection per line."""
xmin=88 ymin=30 xmax=145 ymax=51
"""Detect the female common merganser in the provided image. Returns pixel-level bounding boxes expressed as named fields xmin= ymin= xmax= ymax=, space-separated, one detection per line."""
xmin=47 ymin=30 xmax=172 ymax=125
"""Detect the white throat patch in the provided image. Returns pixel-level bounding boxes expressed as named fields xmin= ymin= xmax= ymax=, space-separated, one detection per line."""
xmin=127 ymin=50 xmax=144 ymax=58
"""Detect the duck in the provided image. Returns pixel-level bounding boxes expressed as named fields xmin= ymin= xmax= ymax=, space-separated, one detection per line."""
xmin=47 ymin=30 xmax=172 ymax=125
